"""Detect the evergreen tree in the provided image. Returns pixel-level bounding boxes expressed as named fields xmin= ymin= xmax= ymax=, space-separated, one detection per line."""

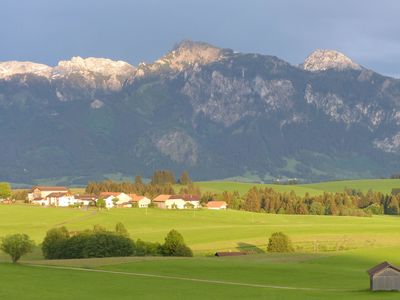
xmin=179 ymin=171 xmax=192 ymax=185
xmin=134 ymin=175 xmax=143 ymax=185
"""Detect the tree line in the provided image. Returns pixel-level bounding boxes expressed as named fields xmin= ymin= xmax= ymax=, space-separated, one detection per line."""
xmin=85 ymin=170 xmax=198 ymax=198
xmin=217 ymin=187 xmax=400 ymax=216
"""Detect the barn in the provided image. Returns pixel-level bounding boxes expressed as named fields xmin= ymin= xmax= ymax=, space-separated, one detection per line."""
xmin=367 ymin=261 xmax=400 ymax=291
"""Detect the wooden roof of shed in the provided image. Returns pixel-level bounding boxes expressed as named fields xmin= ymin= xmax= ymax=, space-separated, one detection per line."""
xmin=33 ymin=186 xmax=68 ymax=191
xmin=367 ymin=261 xmax=400 ymax=277
xmin=215 ymin=252 xmax=247 ymax=257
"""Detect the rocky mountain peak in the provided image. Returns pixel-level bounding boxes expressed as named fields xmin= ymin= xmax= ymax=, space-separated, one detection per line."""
xmin=302 ymin=49 xmax=361 ymax=72
xmin=135 ymin=40 xmax=230 ymax=76
xmin=0 ymin=61 xmax=52 ymax=79
xmin=54 ymin=56 xmax=135 ymax=77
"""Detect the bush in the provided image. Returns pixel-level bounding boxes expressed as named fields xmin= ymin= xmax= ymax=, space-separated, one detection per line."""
xmin=42 ymin=227 xmax=70 ymax=259
xmin=161 ymin=229 xmax=193 ymax=257
xmin=135 ymin=239 xmax=162 ymax=256
xmin=267 ymin=232 xmax=294 ymax=253
xmin=364 ymin=203 xmax=383 ymax=215
xmin=1 ymin=233 xmax=35 ymax=263
xmin=42 ymin=224 xmax=135 ymax=259
xmin=115 ymin=222 xmax=129 ymax=237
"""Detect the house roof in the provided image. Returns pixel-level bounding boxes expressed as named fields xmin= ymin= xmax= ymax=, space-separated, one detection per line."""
xmin=181 ymin=194 xmax=200 ymax=201
xmin=32 ymin=198 xmax=45 ymax=201
xmin=75 ymin=194 xmax=96 ymax=200
xmin=215 ymin=252 xmax=247 ymax=257
xmin=207 ymin=201 xmax=227 ymax=208
xmin=33 ymin=186 xmax=68 ymax=191
xmin=130 ymin=194 xmax=146 ymax=202
xmin=46 ymin=192 xmax=68 ymax=198
xmin=367 ymin=261 xmax=400 ymax=277
xmin=99 ymin=192 xmax=122 ymax=198
xmin=153 ymin=194 xmax=172 ymax=202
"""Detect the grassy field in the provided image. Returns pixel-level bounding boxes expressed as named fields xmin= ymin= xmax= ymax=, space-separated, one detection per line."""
xmin=1 ymin=194 xmax=400 ymax=299
xmin=1 ymin=205 xmax=400 ymax=258
xmin=1 ymin=248 xmax=400 ymax=299
xmin=197 ymin=178 xmax=400 ymax=196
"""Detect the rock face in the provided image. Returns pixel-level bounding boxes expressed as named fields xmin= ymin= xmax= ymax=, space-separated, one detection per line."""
xmin=1 ymin=41 xmax=400 ymax=184
xmin=133 ymin=40 xmax=231 ymax=78
xmin=0 ymin=57 xmax=136 ymax=91
xmin=302 ymin=49 xmax=361 ymax=71
xmin=0 ymin=61 xmax=52 ymax=79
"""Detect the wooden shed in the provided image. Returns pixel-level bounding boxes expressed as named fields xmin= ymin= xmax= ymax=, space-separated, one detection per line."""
xmin=215 ymin=252 xmax=247 ymax=257
xmin=367 ymin=261 xmax=400 ymax=291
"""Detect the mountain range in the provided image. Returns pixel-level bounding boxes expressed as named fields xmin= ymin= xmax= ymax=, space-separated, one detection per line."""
xmin=1 ymin=40 xmax=400 ymax=185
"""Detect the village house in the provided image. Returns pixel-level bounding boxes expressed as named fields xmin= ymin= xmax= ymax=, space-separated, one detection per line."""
xmin=153 ymin=194 xmax=186 ymax=209
xmin=46 ymin=192 xmax=76 ymax=207
xmin=31 ymin=198 xmax=49 ymax=206
xmin=130 ymin=194 xmax=151 ymax=208
xmin=207 ymin=201 xmax=227 ymax=210
xmin=75 ymin=194 xmax=96 ymax=206
xmin=181 ymin=194 xmax=201 ymax=208
xmin=28 ymin=186 xmax=69 ymax=202
xmin=367 ymin=261 xmax=400 ymax=291
xmin=98 ymin=192 xmax=132 ymax=208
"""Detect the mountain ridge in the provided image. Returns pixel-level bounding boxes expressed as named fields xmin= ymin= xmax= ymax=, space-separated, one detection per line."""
xmin=1 ymin=40 xmax=399 ymax=184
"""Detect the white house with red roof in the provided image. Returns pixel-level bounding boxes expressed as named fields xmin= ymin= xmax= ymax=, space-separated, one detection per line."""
xmin=28 ymin=186 xmax=69 ymax=202
xmin=130 ymin=194 xmax=151 ymax=208
xmin=98 ymin=192 xmax=132 ymax=208
xmin=153 ymin=194 xmax=186 ymax=209
xmin=181 ymin=194 xmax=201 ymax=208
xmin=207 ymin=201 xmax=227 ymax=210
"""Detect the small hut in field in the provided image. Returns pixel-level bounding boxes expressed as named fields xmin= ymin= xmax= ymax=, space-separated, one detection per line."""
xmin=367 ymin=261 xmax=400 ymax=291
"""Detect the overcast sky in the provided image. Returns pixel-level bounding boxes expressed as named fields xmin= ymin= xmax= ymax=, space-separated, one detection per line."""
xmin=1 ymin=0 xmax=399 ymax=77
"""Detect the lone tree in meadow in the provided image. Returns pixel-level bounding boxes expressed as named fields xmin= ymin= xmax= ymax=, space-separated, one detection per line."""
xmin=1 ymin=233 xmax=35 ymax=263
xmin=162 ymin=229 xmax=193 ymax=257
xmin=267 ymin=232 xmax=294 ymax=253
xmin=0 ymin=182 xmax=11 ymax=199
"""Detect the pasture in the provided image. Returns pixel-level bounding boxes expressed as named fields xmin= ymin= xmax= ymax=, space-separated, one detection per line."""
xmin=197 ymin=178 xmax=400 ymax=196
xmin=2 ymin=182 xmax=400 ymax=299
xmin=1 ymin=248 xmax=400 ymax=299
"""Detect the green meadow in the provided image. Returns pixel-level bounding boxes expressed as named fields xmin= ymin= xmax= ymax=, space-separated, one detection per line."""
xmin=197 ymin=178 xmax=400 ymax=196
xmin=2 ymin=178 xmax=400 ymax=299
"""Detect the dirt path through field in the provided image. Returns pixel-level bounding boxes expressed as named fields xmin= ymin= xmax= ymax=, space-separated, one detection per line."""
xmin=52 ymin=209 xmax=98 ymax=227
xmin=27 ymin=264 xmax=357 ymax=293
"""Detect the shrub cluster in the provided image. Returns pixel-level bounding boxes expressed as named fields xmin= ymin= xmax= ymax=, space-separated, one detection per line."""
xmin=42 ymin=226 xmax=134 ymax=259
xmin=267 ymin=232 xmax=294 ymax=253
xmin=42 ymin=225 xmax=192 ymax=259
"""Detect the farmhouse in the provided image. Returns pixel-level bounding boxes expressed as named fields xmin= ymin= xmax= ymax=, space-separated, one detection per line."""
xmin=28 ymin=186 xmax=69 ymax=201
xmin=31 ymin=198 xmax=49 ymax=206
xmin=367 ymin=261 xmax=400 ymax=291
xmin=75 ymin=194 xmax=96 ymax=206
xmin=98 ymin=192 xmax=132 ymax=208
xmin=153 ymin=194 xmax=186 ymax=209
xmin=181 ymin=194 xmax=201 ymax=208
xmin=207 ymin=201 xmax=227 ymax=210
xmin=130 ymin=194 xmax=151 ymax=208
xmin=46 ymin=192 xmax=76 ymax=207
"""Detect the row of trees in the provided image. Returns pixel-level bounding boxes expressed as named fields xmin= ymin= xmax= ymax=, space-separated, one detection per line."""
xmin=150 ymin=170 xmax=192 ymax=185
xmin=217 ymin=187 xmax=400 ymax=216
xmin=86 ymin=179 xmax=199 ymax=199
xmin=42 ymin=224 xmax=192 ymax=259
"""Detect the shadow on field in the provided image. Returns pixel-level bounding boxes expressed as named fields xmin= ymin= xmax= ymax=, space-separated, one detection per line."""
xmin=236 ymin=242 xmax=265 ymax=253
